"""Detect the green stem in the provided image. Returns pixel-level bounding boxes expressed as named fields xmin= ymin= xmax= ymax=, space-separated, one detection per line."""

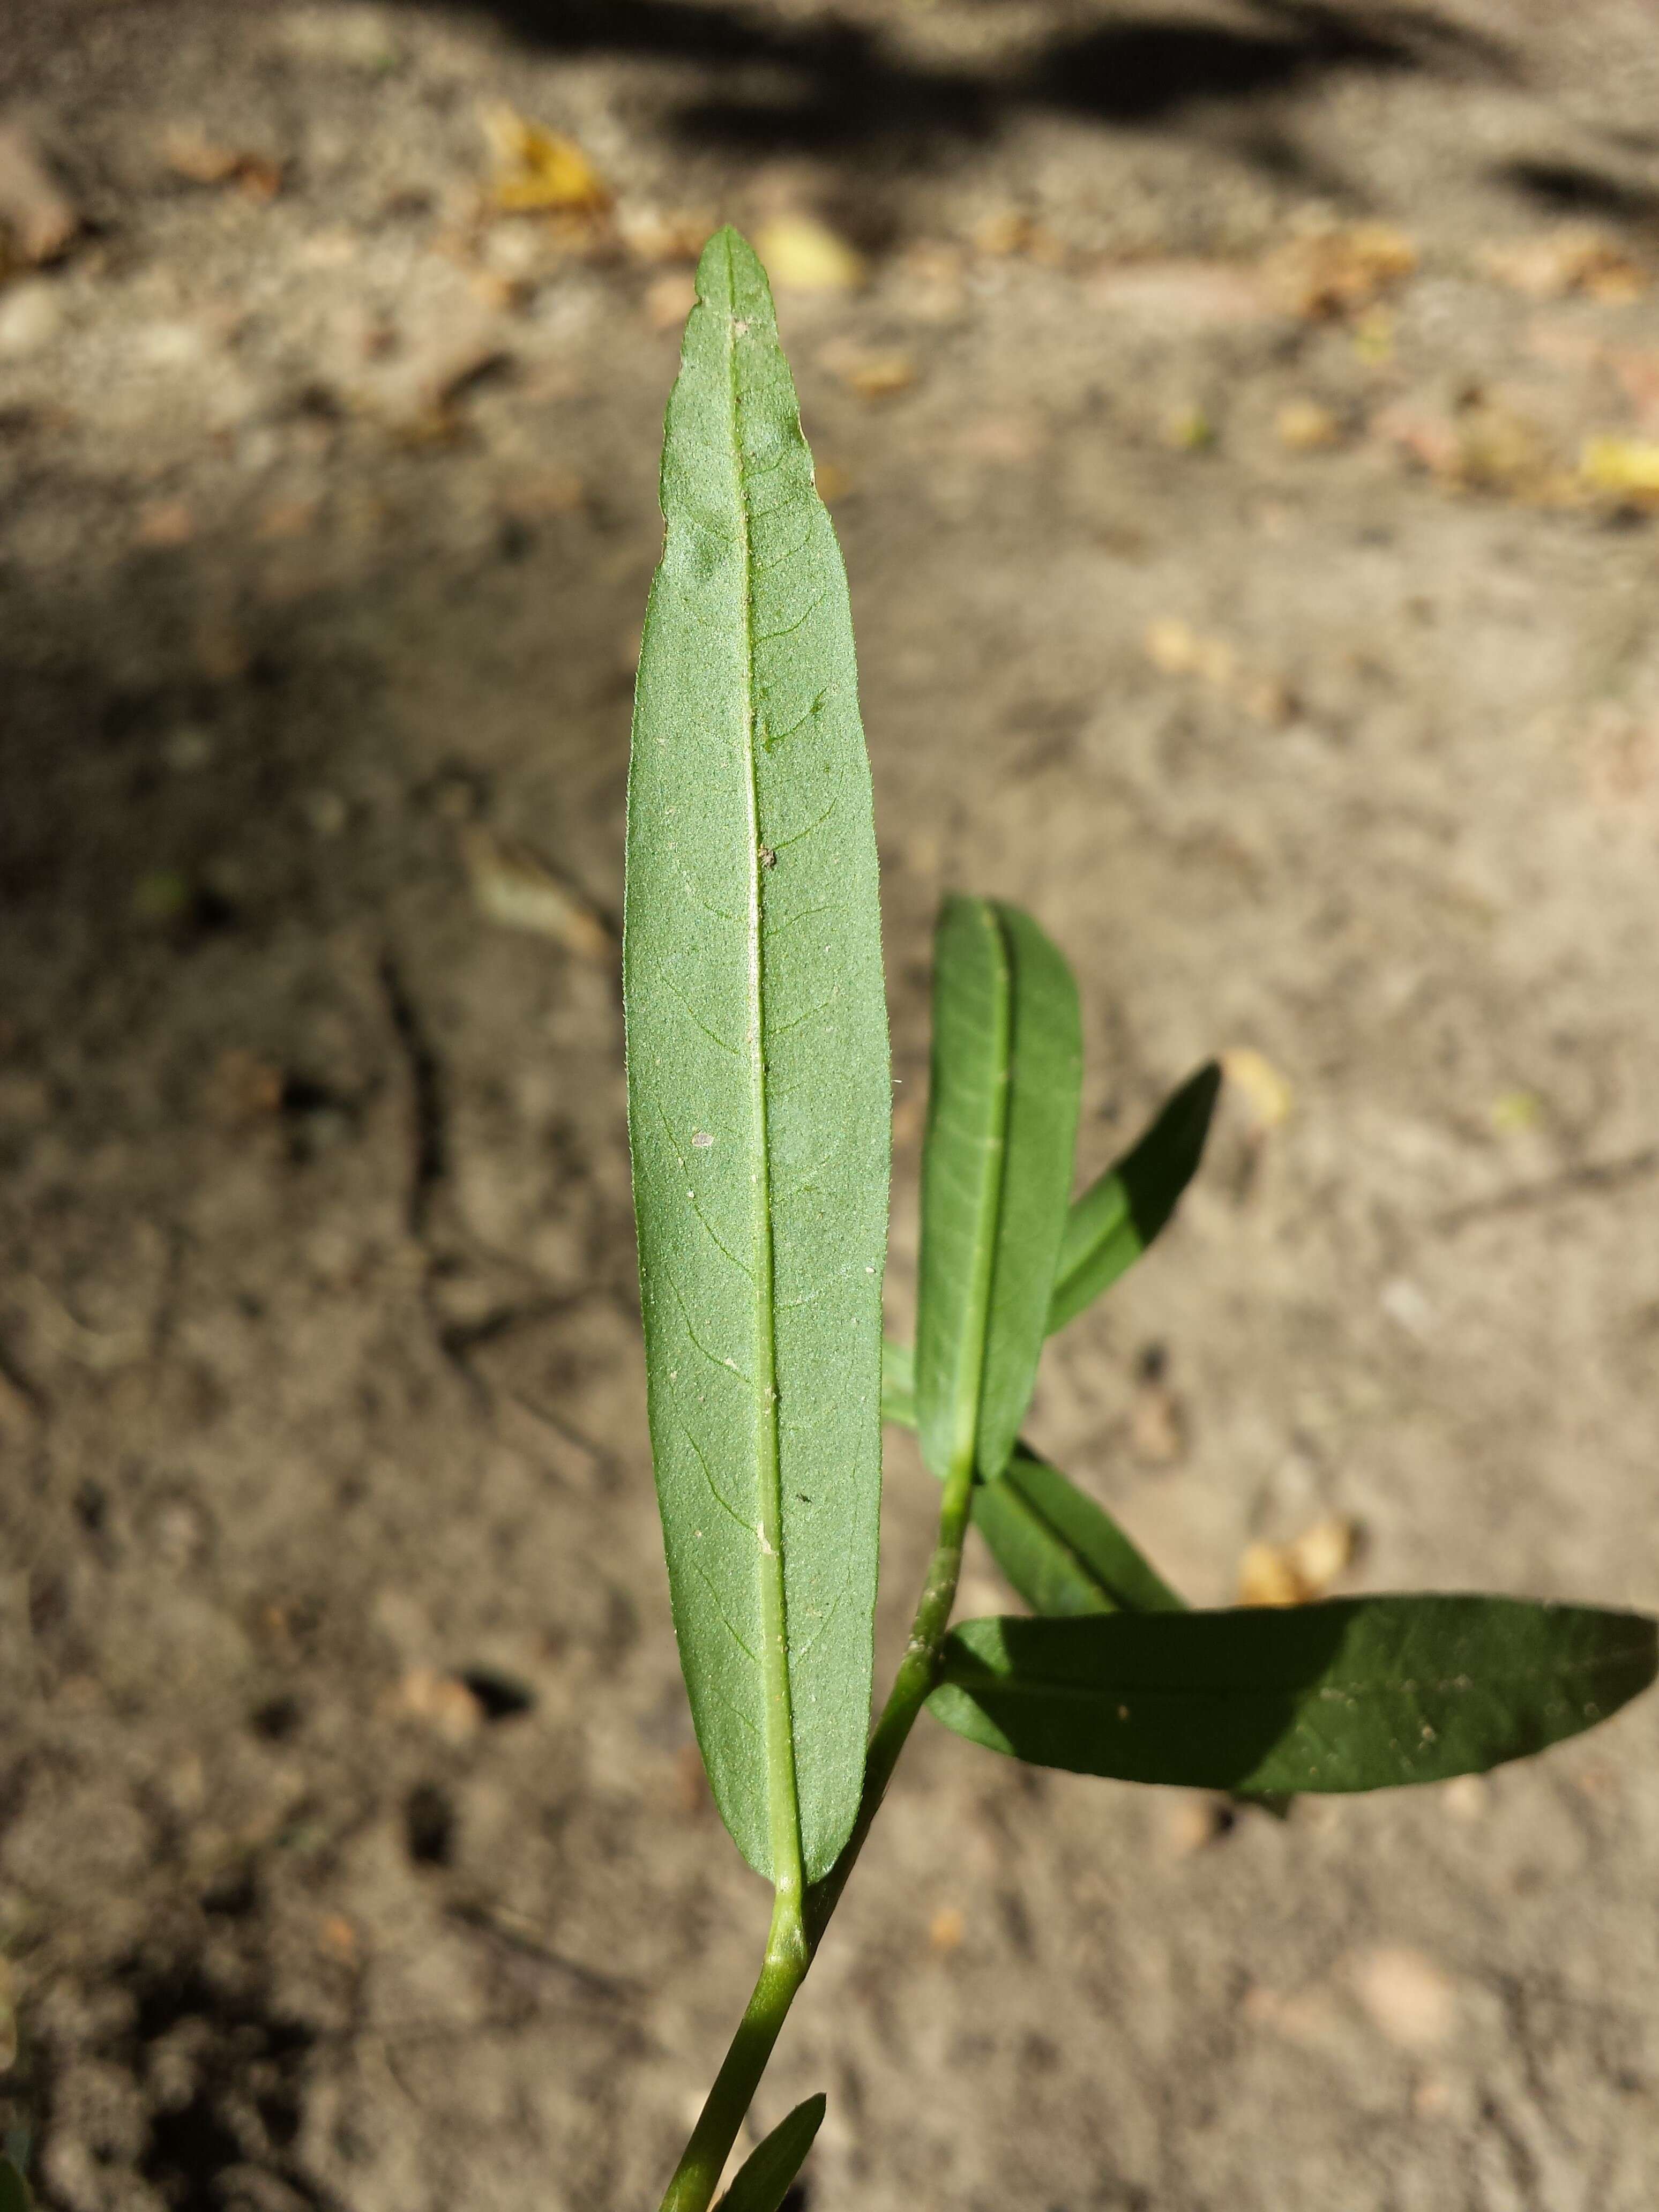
xmin=657 ymin=1892 xmax=809 ymax=2212
xmin=655 ymin=1453 xmax=977 ymax=2211
xmin=805 ymin=1450 xmax=975 ymax=1945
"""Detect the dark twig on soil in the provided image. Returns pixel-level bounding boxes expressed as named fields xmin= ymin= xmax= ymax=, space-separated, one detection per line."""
xmin=377 ymin=947 xmax=449 ymax=1240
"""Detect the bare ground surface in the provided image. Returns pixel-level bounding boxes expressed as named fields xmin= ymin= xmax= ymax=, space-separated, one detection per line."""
xmin=3 ymin=3 xmax=1659 ymax=2208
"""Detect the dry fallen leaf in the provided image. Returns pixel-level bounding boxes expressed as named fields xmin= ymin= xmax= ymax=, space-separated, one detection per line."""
xmin=1265 ymin=222 xmax=1416 ymax=322
xmin=1223 ymin=1047 xmax=1293 ymax=1131
xmin=1238 ymin=1515 xmax=1357 ymax=1606
xmin=480 ymin=103 xmax=609 ymax=217
xmin=1580 ymin=433 xmax=1659 ymax=508
xmin=460 ymin=824 xmax=612 ymax=958
xmin=1482 ymin=225 xmax=1648 ymax=304
xmin=0 ymin=119 xmax=78 ymax=268
xmin=1276 ymin=397 xmax=1342 ymax=452
xmin=928 ymin=1905 xmax=965 ymax=1954
xmin=162 ymin=128 xmax=283 ymax=201
xmin=753 ymin=213 xmax=865 ymax=293
xmin=1374 ymin=393 xmax=1570 ymax=503
xmin=396 ymin=1665 xmax=485 ymax=1744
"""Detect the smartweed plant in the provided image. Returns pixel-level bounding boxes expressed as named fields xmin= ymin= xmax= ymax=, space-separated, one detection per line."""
xmin=624 ymin=229 xmax=1657 ymax=2212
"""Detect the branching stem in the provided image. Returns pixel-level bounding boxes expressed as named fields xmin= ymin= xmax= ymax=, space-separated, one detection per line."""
xmin=655 ymin=1450 xmax=978 ymax=2212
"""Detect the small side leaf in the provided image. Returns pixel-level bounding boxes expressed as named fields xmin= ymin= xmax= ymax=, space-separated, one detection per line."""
xmin=0 ymin=2161 xmax=32 ymax=2212
xmin=930 ymin=1597 xmax=1657 ymax=1793
xmin=717 ymin=2095 xmax=827 ymax=2212
xmin=880 ymin=1335 xmax=915 ymax=1428
xmin=884 ymin=1338 xmax=1178 ymax=1617
xmin=1048 ymin=1062 xmax=1221 ymax=1335
xmin=973 ymin=1447 xmax=1185 ymax=1617
xmin=916 ymin=898 xmax=1081 ymax=1483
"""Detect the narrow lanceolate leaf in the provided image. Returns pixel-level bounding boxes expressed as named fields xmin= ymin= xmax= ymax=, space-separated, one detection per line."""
xmin=716 ymin=2096 xmax=827 ymax=2212
xmin=1048 ymin=1061 xmax=1221 ymax=1335
xmin=973 ymin=1447 xmax=1185 ymax=1617
xmin=929 ymin=1598 xmax=1657 ymax=1793
xmin=624 ymin=228 xmax=890 ymax=1887
xmin=916 ymin=899 xmax=1081 ymax=1484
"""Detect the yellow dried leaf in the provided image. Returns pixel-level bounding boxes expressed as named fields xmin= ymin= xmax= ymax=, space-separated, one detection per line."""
xmin=1223 ymin=1047 xmax=1294 ymax=1130
xmin=1580 ymin=434 xmax=1659 ymax=506
xmin=1489 ymin=1088 xmax=1542 ymax=1133
xmin=752 ymin=213 xmax=865 ymax=293
xmin=480 ymin=104 xmax=608 ymax=215
xmin=1276 ymin=397 xmax=1341 ymax=451
xmin=1238 ymin=1542 xmax=1304 ymax=1608
xmin=1238 ymin=1516 xmax=1356 ymax=1607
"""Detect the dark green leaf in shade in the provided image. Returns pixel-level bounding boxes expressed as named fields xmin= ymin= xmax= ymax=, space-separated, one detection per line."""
xmin=973 ymin=1447 xmax=1185 ymax=1617
xmin=716 ymin=2095 xmax=827 ymax=2212
xmin=624 ymin=228 xmax=890 ymax=1887
xmin=929 ymin=1597 xmax=1657 ymax=1793
xmin=916 ymin=898 xmax=1081 ymax=1485
xmin=1048 ymin=1062 xmax=1222 ymax=1335
xmin=0 ymin=2162 xmax=31 ymax=2212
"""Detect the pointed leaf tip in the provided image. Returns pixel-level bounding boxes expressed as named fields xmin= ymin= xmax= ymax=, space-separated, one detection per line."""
xmin=718 ymin=2095 xmax=828 ymax=2212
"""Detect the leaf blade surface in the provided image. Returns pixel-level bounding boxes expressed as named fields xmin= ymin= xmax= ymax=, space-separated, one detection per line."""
xmin=973 ymin=1448 xmax=1185 ymax=1617
xmin=717 ymin=2095 xmax=827 ymax=2212
xmin=625 ymin=227 xmax=890 ymax=1885
xmin=930 ymin=1597 xmax=1656 ymax=1792
xmin=915 ymin=900 xmax=1080 ymax=1483
xmin=1048 ymin=1061 xmax=1221 ymax=1334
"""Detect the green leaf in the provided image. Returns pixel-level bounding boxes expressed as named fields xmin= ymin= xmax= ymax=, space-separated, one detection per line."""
xmin=0 ymin=2160 xmax=32 ymax=2212
xmin=884 ymin=1336 xmax=1178 ymax=1617
xmin=930 ymin=1597 xmax=1657 ymax=1793
xmin=1048 ymin=1060 xmax=1221 ymax=1334
xmin=624 ymin=227 xmax=890 ymax=1887
xmin=880 ymin=1335 xmax=915 ymax=1428
xmin=716 ymin=2095 xmax=827 ymax=2212
xmin=973 ymin=1447 xmax=1185 ymax=1617
xmin=916 ymin=898 xmax=1081 ymax=1484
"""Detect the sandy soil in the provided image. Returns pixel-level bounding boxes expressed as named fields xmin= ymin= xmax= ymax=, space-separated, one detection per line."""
xmin=3 ymin=3 xmax=1659 ymax=2208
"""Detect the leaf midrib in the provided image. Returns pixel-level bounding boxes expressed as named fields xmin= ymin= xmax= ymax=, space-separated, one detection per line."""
xmin=724 ymin=243 xmax=805 ymax=1904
